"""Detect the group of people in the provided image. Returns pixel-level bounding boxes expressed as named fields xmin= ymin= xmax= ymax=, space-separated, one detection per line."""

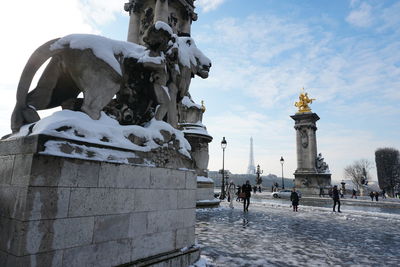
xmin=226 ymin=181 xmax=349 ymax=214
xmin=369 ymin=190 xmax=385 ymax=201
xmin=227 ymin=180 xmax=253 ymax=211
xmin=226 ymin=180 xmax=301 ymax=212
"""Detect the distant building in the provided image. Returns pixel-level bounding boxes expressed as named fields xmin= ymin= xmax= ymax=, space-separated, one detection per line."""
xmin=208 ymin=171 xmax=294 ymax=188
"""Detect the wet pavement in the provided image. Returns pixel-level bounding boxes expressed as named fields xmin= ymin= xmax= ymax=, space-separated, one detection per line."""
xmin=196 ymin=200 xmax=400 ymax=266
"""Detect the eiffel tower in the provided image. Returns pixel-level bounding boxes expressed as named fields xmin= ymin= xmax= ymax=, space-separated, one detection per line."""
xmin=247 ymin=137 xmax=256 ymax=174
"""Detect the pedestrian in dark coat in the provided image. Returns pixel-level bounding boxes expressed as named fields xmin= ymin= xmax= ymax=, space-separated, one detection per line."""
xmin=290 ymin=188 xmax=300 ymax=212
xmin=242 ymin=180 xmax=252 ymax=212
xmin=236 ymin=185 xmax=242 ymax=201
xmin=369 ymin=191 xmax=374 ymax=201
xmin=351 ymin=189 xmax=357 ymax=199
xmin=375 ymin=191 xmax=379 ymax=201
xmin=332 ymin=185 xmax=341 ymax=212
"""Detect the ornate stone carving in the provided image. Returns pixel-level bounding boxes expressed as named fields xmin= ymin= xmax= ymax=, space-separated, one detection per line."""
xmin=124 ymin=0 xmax=143 ymax=14
xmin=316 ymin=153 xmax=330 ymax=174
xmin=300 ymin=129 xmax=309 ymax=148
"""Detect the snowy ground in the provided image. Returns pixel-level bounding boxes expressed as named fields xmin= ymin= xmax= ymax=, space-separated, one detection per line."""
xmin=196 ymin=199 xmax=400 ymax=266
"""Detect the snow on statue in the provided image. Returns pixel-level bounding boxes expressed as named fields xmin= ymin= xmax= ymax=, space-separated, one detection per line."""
xmin=10 ymin=21 xmax=211 ymax=134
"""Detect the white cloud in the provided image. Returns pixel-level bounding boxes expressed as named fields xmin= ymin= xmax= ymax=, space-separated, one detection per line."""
xmin=196 ymin=0 xmax=226 ymax=12
xmin=346 ymin=2 xmax=373 ymax=27
xmin=191 ymin=10 xmax=400 ymax=181
xmin=79 ymin=0 xmax=125 ymax=25
xmin=0 ymin=0 xmax=123 ymax=136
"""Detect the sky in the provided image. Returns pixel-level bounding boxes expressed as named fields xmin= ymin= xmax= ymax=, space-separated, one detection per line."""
xmin=0 ymin=0 xmax=399 ymax=183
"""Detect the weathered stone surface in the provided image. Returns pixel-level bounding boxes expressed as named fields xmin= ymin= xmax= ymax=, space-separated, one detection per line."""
xmin=185 ymin=171 xmax=197 ymax=189
xmin=0 ymin=250 xmax=7 ymax=267
xmin=176 ymin=227 xmax=195 ymax=249
xmin=129 ymin=211 xmax=149 ymax=238
xmin=0 ymin=185 xmax=26 ymax=219
xmin=196 ymin=187 xmax=215 ymax=201
xmin=181 ymin=208 xmax=196 ymax=228
xmin=0 ymin=155 xmax=14 ymax=185
xmin=0 ymin=136 xmax=198 ymax=266
xmin=29 ymin=155 xmax=63 ymax=186
xmin=5 ymin=250 xmax=63 ymax=267
xmin=23 ymin=217 xmax=94 ymax=255
xmin=63 ymin=239 xmax=132 ymax=267
xmin=0 ymin=135 xmax=40 ymax=156
xmin=134 ymin=189 xmax=177 ymax=212
xmin=11 ymin=154 xmax=32 ymax=185
xmin=99 ymin=163 xmax=150 ymax=188
xmin=150 ymin=168 xmax=186 ymax=189
xmin=59 ymin=159 xmax=100 ymax=187
xmin=93 ymin=214 xmax=130 ymax=243
xmin=68 ymin=188 xmax=135 ymax=217
xmin=25 ymin=187 xmax=70 ymax=220
xmin=131 ymin=231 xmax=175 ymax=261
xmin=178 ymin=189 xmax=196 ymax=209
xmin=147 ymin=210 xmax=184 ymax=233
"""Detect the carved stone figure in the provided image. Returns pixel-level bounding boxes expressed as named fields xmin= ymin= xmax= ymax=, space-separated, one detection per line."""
xmin=316 ymin=153 xmax=330 ymax=173
xmin=10 ymin=37 xmax=123 ymax=133
xmin=11 ymin=22 xmax=204 ymax=133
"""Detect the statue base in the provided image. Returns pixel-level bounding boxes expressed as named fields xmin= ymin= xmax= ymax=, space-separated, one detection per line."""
xmin=294 ymin=172 xmax=331 ymax=195
xmin=0 ymin=135 xmax=199 ymax=267
xmin=196 ymin=177 xmax=220 ymax=208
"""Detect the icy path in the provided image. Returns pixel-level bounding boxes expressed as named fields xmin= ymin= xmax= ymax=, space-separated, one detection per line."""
xmin=196 ymin=201 xmax=400 ymax=266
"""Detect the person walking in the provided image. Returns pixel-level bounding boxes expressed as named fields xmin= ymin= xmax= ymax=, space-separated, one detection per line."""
xmin=351 ymin=189 xmax=357 ymax=199
xmin=381 ymin=189 xmax=386 ymax=199
xmin=227 ymin=181 xmax=236 ymax=209
xmin=340 ymin=188 xmax=344 ymax=198
xmin=369 ymin=191 xmax=374 ymax=201
xmin=332 ymin=185 xmax=341 ymax=213
xmin=242 ymin=180 xmax=252 ymax=212
xmin=236 ymin=185 xmax=242 ymax=202
xmin=375 ymin=191 xmax=379 ymax=201
xmin=290 ymin=188 xmax=300 ymax=212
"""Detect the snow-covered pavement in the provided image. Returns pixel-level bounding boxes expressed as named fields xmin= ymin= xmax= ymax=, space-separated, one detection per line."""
xmin=196 ymin=200 xmax=400 ymax=266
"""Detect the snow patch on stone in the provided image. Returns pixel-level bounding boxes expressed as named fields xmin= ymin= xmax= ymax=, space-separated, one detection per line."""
xmin=197 ymin=176 xmax=214 ymax=183
xmin=10 ymin=110 xmax=191 ymax=158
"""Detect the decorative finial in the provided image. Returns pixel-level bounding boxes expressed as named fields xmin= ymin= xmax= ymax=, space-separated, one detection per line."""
xmin=294 ymin=88 xmax=315 ymax=113
xmin=201 ymin=100 xmax=206 ymax=113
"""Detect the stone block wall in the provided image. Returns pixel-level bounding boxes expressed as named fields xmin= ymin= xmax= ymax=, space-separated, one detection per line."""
xmin=0 ymin=136 xmax=198 ymax=267
xmin=196 ymin=180 xmax=219 ymax=208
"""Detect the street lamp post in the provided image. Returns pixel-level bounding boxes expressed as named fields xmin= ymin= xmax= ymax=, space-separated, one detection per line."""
xmin=280 ymin=156 xmax=285 ymax=189
xmin=220 ymin=137 xmax=227 ymax=199
xmin=256 ymin=164 xmax=263 ymax=185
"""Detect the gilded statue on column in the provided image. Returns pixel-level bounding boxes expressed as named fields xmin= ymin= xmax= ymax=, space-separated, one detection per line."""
xmin=295 ymin=88 xmax=315 ymax=113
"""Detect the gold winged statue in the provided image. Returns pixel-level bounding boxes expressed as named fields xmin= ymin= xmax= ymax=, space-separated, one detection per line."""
xmin=294 ymin=88 xmax=315 ymax=113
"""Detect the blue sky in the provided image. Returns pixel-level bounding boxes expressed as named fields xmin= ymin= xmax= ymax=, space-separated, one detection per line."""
xmin=0 ymin=0 xmax=399 ymax=183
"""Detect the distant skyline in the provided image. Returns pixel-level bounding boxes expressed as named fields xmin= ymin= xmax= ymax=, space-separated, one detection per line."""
xmin=1 ymin=0 xmax=399 ymax=183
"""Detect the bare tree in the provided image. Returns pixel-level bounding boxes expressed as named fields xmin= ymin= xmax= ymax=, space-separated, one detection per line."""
xmin=344 ymin=159 xmax=373 ymax=190
xmin=375 ymin=148 xmax=400 ymax=197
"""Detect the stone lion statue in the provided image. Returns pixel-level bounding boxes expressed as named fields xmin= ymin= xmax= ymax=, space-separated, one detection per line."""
xmin=10 ymin=22 xmax=211 ymax=133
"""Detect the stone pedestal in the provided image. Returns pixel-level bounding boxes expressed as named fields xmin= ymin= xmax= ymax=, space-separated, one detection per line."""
xmin=291 ymin=113 xmax=331 ymax=195
xmin=178 ymin=99 xmax=219 ymax=208
xmin=0 ymin=135 xmax=199 ymax=267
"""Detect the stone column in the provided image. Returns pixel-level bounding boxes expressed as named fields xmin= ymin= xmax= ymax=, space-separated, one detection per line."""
xmin=308 ymin=126 xmax=318 ymax=171
xmin=154 ymin=0 xmax=169 ymax=23
xmin=291 ymin=113 xmax=319 ymax=173
xmin=291 ymin=112 xmax=331 ymax=195
xmin=295 ymin=125 xmax=303 ymax=170
xmin=125 ymin=0 xmax=142 ymax=43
